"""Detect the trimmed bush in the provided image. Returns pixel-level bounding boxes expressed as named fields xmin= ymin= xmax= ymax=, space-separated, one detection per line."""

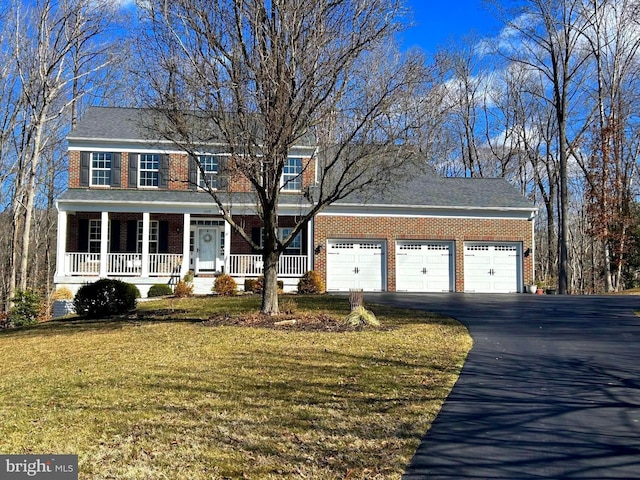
xmin=9 ymin=289 xmax=42 ymax=327
xmin=213 ymin=274 xmax=237 ymax=296
xmin=148 ymin=284 xmax=173 ymax=297
xmin=248 ymin=276 xmax=283 ymax=294
xmin=297 ymin=270 xmax=325 ymax=294
xmin=244 ymin=278 xmax=257 ymax=293
xmin=173 ymin=280 xmax=193 ymax=298
xmin=129 ymin=283 xmax=141 ymax=299
xmin=74 ymin=279 xmax=138 ymax=319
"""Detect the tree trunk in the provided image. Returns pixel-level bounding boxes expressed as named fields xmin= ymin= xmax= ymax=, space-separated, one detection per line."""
xmin=261 ymin=248 xmax=280 ymax=315
xmin=260 ymin=202 xmax=280 ymax=315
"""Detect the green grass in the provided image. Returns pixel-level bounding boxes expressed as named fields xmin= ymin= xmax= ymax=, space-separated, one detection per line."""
xmin=0 ymin=295 xmax=472 ymax=479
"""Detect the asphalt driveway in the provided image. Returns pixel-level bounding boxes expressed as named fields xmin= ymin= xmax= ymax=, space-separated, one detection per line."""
xmin=368 ymin=293 xmax=640 ymax=479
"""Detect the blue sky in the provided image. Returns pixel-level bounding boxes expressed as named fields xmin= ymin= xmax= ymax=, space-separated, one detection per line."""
xmin=399 ymin=1 xmax=502 ymax=53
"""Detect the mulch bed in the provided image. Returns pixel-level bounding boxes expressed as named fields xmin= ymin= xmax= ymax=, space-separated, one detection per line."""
xmin=203 ymin=313 xmax=365 ymax=332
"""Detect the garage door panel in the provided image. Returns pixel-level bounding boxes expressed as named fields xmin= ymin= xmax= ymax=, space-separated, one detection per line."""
xmin=327 ymin=240 xmax=385 ymax=291
xmin=396 ymin=242 xmax=453 ymax=292
xmin=464 ymin=243 xmax=521 ymax=293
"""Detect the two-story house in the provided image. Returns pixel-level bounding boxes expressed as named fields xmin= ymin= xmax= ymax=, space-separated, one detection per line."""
xmin=54 ymin=106 xmax=537 ymax=296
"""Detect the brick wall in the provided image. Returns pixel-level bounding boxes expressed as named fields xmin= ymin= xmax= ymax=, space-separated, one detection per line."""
xmin=70 ymin=150 xmax=314 ymax=193
xmin=313 ymin=214 xmax=534 ymax=292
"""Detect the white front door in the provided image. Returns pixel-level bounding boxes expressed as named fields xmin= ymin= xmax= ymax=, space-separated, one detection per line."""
xmin=197 ymin=228 xmax=217 ymax=272
xmin=396 ymin=241 xmax=453 ymax=292
xmin=464 ymin=243 xmax=521 ymax=293
xmin=326 ymin=240 xmax=386 ymax=291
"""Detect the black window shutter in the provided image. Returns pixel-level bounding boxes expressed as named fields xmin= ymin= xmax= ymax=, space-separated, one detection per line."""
xmin=251 ymin=227 xmax=261 ymax=253
xmin=300 ymin=226 xmax=308 ymax=255
xmin=111 ymin=153 xmax=121 ymax=187
xmin=159 ymin=154 xmax=169 ymax=188
xmin=110 ymin=220 xmax=121 ymax=252
xmin=126 ymin=220 xmax=137 ymax=252
xmin=78 ymin=219 xmax=89 ymax=251
xmin=159 ymin=221 xmax=169 ymax=253
xmin=80 ymin=152 xmax=90 ymax=186
xmin=188 ymin=156 xmax=197 ymax=190
xmin=218 ymin=157 xmax=228 ymax=190
xmin=128 ymin=153 xmax=137 ymax=188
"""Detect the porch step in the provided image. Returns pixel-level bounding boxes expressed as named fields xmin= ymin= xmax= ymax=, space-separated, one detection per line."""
xmin=192 ymin=277 xmax=214 ymax=295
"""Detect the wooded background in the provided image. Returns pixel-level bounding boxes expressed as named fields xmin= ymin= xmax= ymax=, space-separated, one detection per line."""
xmin=1 ymin=0 xmax=639 ymax=311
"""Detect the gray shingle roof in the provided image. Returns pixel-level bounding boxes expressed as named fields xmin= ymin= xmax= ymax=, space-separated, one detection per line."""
xmin=57 ymin=188 xmax=309 ymax=208
xmin=68 ymin=106 xmax=317 ymax=147
xmin=337 ymin=169 xmax=534 ymax=209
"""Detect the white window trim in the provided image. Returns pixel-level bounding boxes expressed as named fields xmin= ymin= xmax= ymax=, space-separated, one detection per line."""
xmin=281 ymin=157 xmax=303 ymax=191
xmin=138 ymin=153 xmax=160 ymax=188
xmin=137 ymin=220 xmax=159 ymax=254
xmin=197 ymin=154 xmax=222 ymax=190
xmin=260 ymin=227 xmax=302 ymax=255
xmin=88 ymin=219 xmax=101 ymax=253
xmin=90 ymin=152 xmax=112 ymax=187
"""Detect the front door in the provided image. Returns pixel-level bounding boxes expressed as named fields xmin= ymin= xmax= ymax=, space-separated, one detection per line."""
xmin=197 ymin=228 xmax=217 ymax=272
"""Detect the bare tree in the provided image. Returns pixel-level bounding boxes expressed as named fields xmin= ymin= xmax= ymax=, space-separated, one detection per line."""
xmin=579 ymin=0 xmax=640 ymax=291
xmin=495 ymin=0 xmax=593 ymax=294
xmin=139 ymin=0 xmax=425 ymax=314
xmin=4 ymin=0 xmax=117 ymax=306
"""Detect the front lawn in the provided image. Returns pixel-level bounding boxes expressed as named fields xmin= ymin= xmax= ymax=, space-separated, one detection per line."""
xmin=0 ymin=295 xmax=471 ymax=479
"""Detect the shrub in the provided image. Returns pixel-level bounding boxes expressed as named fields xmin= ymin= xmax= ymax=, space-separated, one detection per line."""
xmin=183 ymin=270 xmax=194 ymax=284
xmin=213 ymin=274 xmax=237 ymax=296
xmin=297 ymin=270 xmax=325 ymax=294
xmin=9 ymin=289 xmax=42 ymax=327
xmin=248 ymin=277 xmax=283 ymax=294
xmin=244 ymin=278 xmax=257 ymax=293
xmin=50 ymin=286 xmax=74 ymax=301
xmin=344 ymin=305 xmax=379 ymax=328
xmin=148 ymin=284 xmax=173 ymax=297
xmin=74 ymin=279 xmax=138 ymax=319
xmin=129 ymin=283 xmax=141 ymax=299
xmin=173 ymin=280 xmax=193 ymax=298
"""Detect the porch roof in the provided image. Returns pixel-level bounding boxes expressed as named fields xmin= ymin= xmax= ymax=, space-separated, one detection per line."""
xmin=57 ymin=188 xmax=311 ymax=214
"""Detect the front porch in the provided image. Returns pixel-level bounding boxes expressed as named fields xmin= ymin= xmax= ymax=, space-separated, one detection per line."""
xmin=55 ymin=209 xmax=312 ymax=296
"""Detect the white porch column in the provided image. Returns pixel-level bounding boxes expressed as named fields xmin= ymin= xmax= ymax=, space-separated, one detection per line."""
xmin=141 ymin=212 xmax=150 ymax=277
xmin=307 ymin=218 xmax=314 ymax=272
xmin=55 ymin=209 xmax=68 ymax=276
xmin=99 ymin=211 xmax=109 ymax=277
xmin=181 ymin=213 xmax=190 ymax=277
xmin=224 ymin=219 xmax=231 ymax=273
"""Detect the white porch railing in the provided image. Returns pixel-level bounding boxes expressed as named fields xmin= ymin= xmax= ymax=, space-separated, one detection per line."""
xmin=149 ymin=254 xmax=182 ymax=276
xmin=228 ymin=254 xmax=308 ymax=277
xmin=66 ymin=252 xmax=182 ymax=277
xmin=108 ymin=253 xmax=141 ymax=275
xmin=66 ymin=253 xmax=100 ymax=275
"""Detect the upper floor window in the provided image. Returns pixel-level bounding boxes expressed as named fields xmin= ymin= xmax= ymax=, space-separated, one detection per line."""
xmin=91 ymin=153 xmax=112 ymax=186
xmin=139 ymin=154 xmax=160 ymax=187
xmin=198 ymin=155 xmax=220 ymax=189
xmin=282 ymin=157 xmax=302 ymax=191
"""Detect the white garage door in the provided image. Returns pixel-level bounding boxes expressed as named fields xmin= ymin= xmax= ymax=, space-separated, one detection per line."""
xmin=396 ymin=242 xmax=453 ymax=292
xmin=464 ymin=243 xmax=521 ymax=293
xmin=326 ymin=240 xmax=385 ymax=291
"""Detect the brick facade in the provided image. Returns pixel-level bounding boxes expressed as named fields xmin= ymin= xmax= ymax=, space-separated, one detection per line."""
xmin=69 ymin=150 xmax=314 ymax=193
xmin=313 ymin=214 xmax=534 ymax=292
